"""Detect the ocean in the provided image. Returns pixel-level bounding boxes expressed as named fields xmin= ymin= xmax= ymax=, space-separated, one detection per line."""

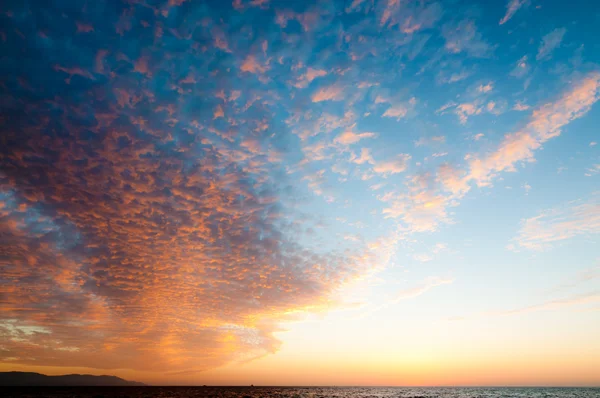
xmin=3 ymin=387 xmax=600 ymax=398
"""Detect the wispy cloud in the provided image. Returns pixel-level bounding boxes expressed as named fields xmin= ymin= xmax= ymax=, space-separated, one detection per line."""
xmin=466 ymin=73 xmax=600 ymax=187
xmin=537 ymin=28 xmax=567 ymax=61
xmin=334 ymin=130 xmax=377 ymax=145
xmin=510 ymin=193 xmax=600 ymax=251
xmin=391 ymin=277 xmax=454 ymax=303
xmin=383 ymin=73 xmax=600 ymax=234
xmin=510 ymin=55 xmax=530 ymax=78
xmin=499 ymin=0 xmax=527 ymax=25
xmin=498 ymin=292 xmax=600 ymax=316
xmin=442 ymin=20 xmax=493 ymax=58
xmin=450 ymin=291 xmax=600 ymax=321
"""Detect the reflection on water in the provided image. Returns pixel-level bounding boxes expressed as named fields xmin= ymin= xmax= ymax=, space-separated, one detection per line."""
xmin=4 ymin=387 xmax=600 ymax=398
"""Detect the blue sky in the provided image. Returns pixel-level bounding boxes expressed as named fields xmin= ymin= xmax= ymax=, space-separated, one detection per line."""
xmin=0 ymin=0 xmax=599 ymax=386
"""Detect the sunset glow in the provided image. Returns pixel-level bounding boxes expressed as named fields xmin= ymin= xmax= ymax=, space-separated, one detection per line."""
xmin=1 ymin=0 xmax=599 ymax=387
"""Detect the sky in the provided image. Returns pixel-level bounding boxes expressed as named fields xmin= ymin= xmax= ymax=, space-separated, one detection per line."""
xmin=0 ymin=0 xmax=599 ymax=387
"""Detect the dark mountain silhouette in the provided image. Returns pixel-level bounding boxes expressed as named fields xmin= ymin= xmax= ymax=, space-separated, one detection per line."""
xmin=0 ymin=371 xmax=146 ymax=386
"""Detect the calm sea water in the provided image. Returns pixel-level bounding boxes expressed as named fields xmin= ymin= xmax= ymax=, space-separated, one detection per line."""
xmin=3 ymin=387 xmax=600 ymax=398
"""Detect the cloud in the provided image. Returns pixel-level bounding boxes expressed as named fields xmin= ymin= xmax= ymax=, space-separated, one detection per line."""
xmin=345 ymin=0 xmax=369 ymax=13
xmin=240 ymin=55 xmax=269 ymax=73
xmin=213 ymin=28 xmax=232 ymax=53
xmin=415 ymin=135 xmax=445 ymax=147
xmin=382 ymin=98 xmax=416 ymax=120
xmin=437 ymin=70 xmax=471 ymax=84
xmin=499 ymin=0 xmax=527 ymax=25
xmin=76 ymin=22 xmax=94 ymax=33
xmin=466 ymin=72 xmax=600 ymax=187
xmin=293 ymin=68 xmax=327 ymax=88
xmin=311 ymin=84 xmax=344 ymax=102
xmin=379 ymin=0 xmax=441 ymax=32
xmin=477 ymin=82 xmax=494 ymax=93
xmin=383 ymin=73 xmax=600 ymax=234
xmin=586 ymin=164 xmax=600 ymax=177
xmin=513 ymin=102 xmax=530 ymax=111
xmin=498 ymin=292 xmax=600 ymax=316
xmin=334 ymin=130 xmax=377 ymax=145
xmin=213 ymin=104 xmax=224 ymax=119
xmin=383 ymin=105 xmax=408 ymax=119
xmin=350 ymin=148 xmax=375 ymax=165
xmin=390 ymin=277 xmax=454 ymax=303
xmin=1 ymin=1 xmax=388 ymax=376
xmin=510 ymin=193 xmax=600 ymax=251
xmin=442 ymin=20 xmax=492 ymax=58
xmin=511 ymin=55 xmax=530 ymax=78
xmin=537 ymin=28 xmax=567 ymax=61
xmin=413 ymin=243 xmax=448 ymax=262
xmin=1 ymin=0 xmax=598 ymax=381
xmin=549 ymin=266 xmax=600 ymax=294
xmin=372 ymin=154 xmax=411 ymax=175
xmin=450 ymin=291 xmax=600 ymax=321
xmin=454 ymin=102 xmax=482 ymax=124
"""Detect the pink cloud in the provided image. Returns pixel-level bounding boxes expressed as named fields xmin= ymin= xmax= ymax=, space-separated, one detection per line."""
xmin=240 ymin=55 xmax=269 ymax=74
xmin=383 ymin=105 xmax=408 ymax=119
xmin=455 ymin=102 xmax=482 ymax=124
xmin=334 ymin=130 xmax=377 ymax=145
xmin=382 ymin=73 xmax=600 ymax=235
xmin=293 ymin=68 xmax=327 ymax=88
xmin=467 ymin=73 xmax=600 ymax=187
xmin=76 ymin=22 xmax=94 ymax=33
xmin=134 ymin=56 xmax=151 ymax=76
xmin=373 ymin=154 xmax=411 ymax=176
xmin=350 ymin=148 xmax=375 ymax=165
xmin=478 ymin=82 xmax=494 ymax=93
xmin=213 ymin=104 xmax=224 ymax=119
xmin=95 ymin=50 xmax=108 ymax=74
xmin=311 ymin=84 xmax=344 ymax=102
